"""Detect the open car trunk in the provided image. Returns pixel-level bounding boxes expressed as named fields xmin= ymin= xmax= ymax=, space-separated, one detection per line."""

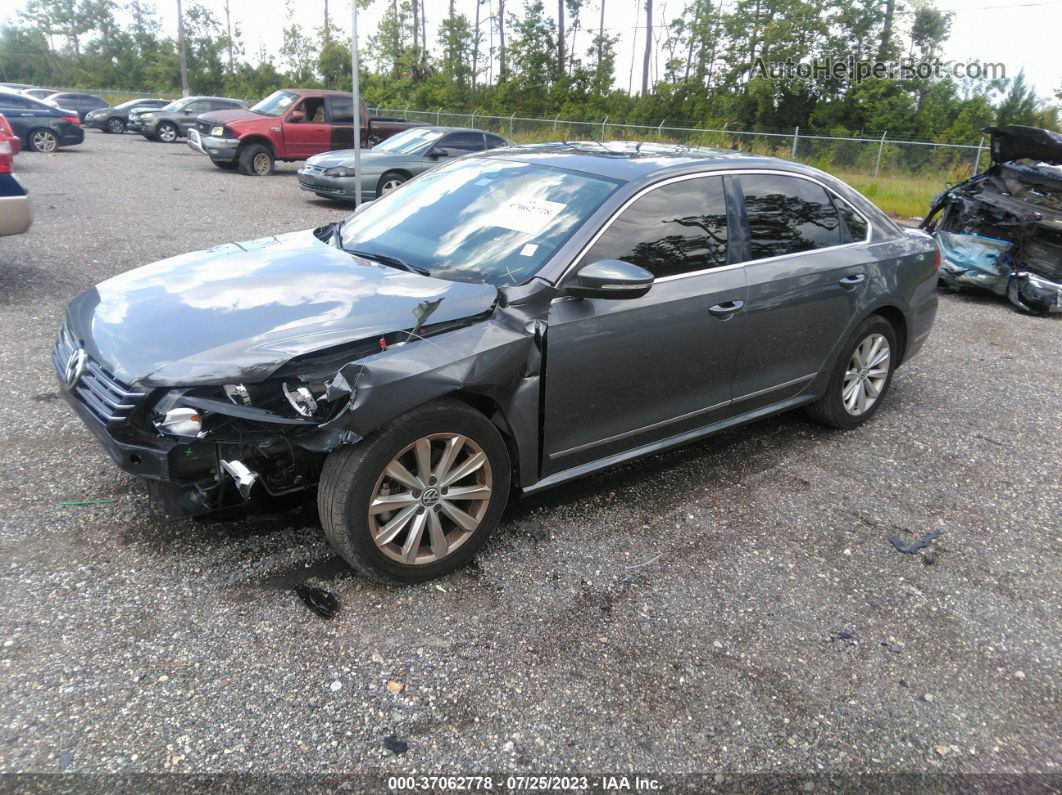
xmin=921 ymin=125 xmax=1062 ymax=314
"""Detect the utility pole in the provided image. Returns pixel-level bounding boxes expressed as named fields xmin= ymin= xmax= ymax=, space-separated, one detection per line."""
xmin=176 ymin=0 xmax=189 ymax=96
xmin=223 ymin=0 xmax=234 ymax=72
xmin=557 ymin=0 xmax=565 ymax=78
xmin=641 ymin=0 xmax=652 ymax=95
xmin=351 ymin=0 xmax=362 ymax=206
xmin=497 ymin=0 xmax=506 ymax=80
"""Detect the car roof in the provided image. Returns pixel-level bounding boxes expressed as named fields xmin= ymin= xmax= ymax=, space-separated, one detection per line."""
xmin=279 ymin=88 xmax=353 ymax=97
xmin=479 ymin=140 xmax=797 ymax=182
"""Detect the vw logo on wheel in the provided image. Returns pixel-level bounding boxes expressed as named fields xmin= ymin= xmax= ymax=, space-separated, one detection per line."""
xmin=63 ymin=347 xmax=88 ymax=389
xmin=420 ymin=487 xmax=441 ymax=507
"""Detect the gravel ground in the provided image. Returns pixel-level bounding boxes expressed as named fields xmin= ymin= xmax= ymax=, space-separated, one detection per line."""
xmin=0 ymin=132 xmax=1059 ymax=782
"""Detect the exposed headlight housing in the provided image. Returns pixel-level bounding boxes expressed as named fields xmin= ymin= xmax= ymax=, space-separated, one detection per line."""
xmin=210 ymin=125 xmax=225 ymax=136
xmin=324 ymin=166 xmax=356 ymax=177
xmin=283 ymin=382 xmax=319 ymax=417
xmin=154 ymin=407 xmax=202 ymax=438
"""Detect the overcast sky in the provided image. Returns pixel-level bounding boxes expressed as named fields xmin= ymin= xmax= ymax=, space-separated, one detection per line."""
xmin=2 ymin=0 xmax=1058 ymax=103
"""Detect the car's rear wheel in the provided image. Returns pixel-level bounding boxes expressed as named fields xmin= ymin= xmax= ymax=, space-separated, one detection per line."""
xmin=157 ymin=122 xmax=179 ymax=143
xmin=239 ymin=143 xmax=274 ymax=176
xmin=106 ymin=118 xmax=125 ymax=134
xmin=805 ymin=315 xmax=897 ymax=429
xmin=377 ymin=171 xmax=408 ymax=196
xmin=318 ymin=399 xmax=511 ymax=584
xmin=27 ymin=128 xmax=59 ymax=153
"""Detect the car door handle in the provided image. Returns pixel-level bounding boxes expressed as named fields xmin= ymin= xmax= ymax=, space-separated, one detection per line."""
xmin=839 ymin=274 xmax=866 ymax=288
xmin=708 ymin=300 xmax=744 ymax=318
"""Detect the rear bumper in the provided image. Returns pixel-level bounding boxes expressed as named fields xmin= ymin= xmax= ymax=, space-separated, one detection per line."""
xmin=0 ymin=175 xmax=31 ymax=236
xmin=59 ymin=127 xmax=84 ymax=146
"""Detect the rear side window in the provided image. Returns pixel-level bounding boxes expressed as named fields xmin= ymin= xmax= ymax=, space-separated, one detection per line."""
xmin=330 ymin=96 xmax=353 ymax=123
xmin=832 ymin=195 xmax=869 ymax=241
xmin=486 ymin=134 xmax=508 ymax=149
xmin=738 ymin=174 xmax=841 ymax=261
xmin=582 ymin=176 xmax=729 ymax=278
xmin=440 ymin=132 xmax=486 ymax=153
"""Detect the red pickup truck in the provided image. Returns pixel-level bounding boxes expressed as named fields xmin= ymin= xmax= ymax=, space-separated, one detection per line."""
xmin=188 ymin=88 xmax=425 ymax=176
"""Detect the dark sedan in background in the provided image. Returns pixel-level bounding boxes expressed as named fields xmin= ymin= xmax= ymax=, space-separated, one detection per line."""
xmin=42 ymin=92 xmax=110 ymax=122
xmin=54 ymin=142 xmax=938 ymax=584
xmin=298 ymin=126 xmax=512 ymax=201
xmin=133 ymin=96 xmax=248 ymax=142
xmin=84 ymin=98 xmax=169 ymax=134
xmin=0 ymin=90 xmax=83 ymax=152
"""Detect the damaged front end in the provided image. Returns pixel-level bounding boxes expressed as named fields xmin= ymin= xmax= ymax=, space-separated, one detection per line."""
xmin=921 ymin=125 xmax=1062 ymax=315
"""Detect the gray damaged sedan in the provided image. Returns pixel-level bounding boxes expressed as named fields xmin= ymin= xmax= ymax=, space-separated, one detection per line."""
xmin=55 ymin=142 xmax=939 ymax=583
xmin=297 ymin=126 xmax=513 ymax=201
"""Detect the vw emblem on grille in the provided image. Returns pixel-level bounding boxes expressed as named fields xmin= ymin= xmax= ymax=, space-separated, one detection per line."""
xmin=63 ymin=347 xmax=88 ymax=389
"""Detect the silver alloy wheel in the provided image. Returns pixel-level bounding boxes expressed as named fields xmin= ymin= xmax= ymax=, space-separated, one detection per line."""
xmin=31 ymin=130 xmax=58 ymax=152
xmin=107 ymin=118 xmax=124 ymax=133
xmin=842 ymin=333 xmax=890 ymax=415
xmin=380 ymin=177 xmax=404 ymax=195
xmin=252 ymin=152 xmax=271 ymax=175
xmin=368 ymin=433 xmax=493 ymax=565
xmin=158 ymin=123 xmax=177 ymax=142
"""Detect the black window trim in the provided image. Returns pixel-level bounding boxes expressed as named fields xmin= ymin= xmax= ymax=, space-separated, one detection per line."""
xmin=558 ymin=169 xmax=874 ymax=288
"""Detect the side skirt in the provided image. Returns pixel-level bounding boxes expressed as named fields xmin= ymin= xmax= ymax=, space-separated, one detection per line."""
xmin=520 ymin=393 xmax=817 ymax=496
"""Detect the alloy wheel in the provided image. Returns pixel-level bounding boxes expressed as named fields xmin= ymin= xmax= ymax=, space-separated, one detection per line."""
xmin=253 ymin=152 xmax=271 ymax=175
xmin=842 ymin=333 xmax=890 ymax=415
xmin=380 ymin=178 xmax=404 ymax=195
xmin=367 ymin=433 xmax=493 ymax=565
xmin=158 ymin=124 xmax=177 ymax=142
xmin=31 ymin=130 xmax=58 ymax=152
xmin=107 ymin=118 xmax=125 ymax=133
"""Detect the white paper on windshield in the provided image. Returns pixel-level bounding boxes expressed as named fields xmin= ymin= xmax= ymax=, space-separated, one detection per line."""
xmin=520 ymin=243 xmax=538 ymax=256
xmin=487 ymin=198 xmax=565 ymax=235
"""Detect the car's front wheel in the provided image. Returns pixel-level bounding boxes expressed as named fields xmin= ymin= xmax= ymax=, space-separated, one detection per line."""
xmin=157 ymin=122 xmax=179 ymax=142
xmin=318 ymin=399 xmax=511 ymax=584
xmin=27 ymin=128 xmax=59 ymax=152
xmin=106 ymin=118 xmax=126 ymax=134
xmin=238 ymin=143 xmax=274 ymax=176
xmin=377 ymin=171 xmax=408 ymax=196
xmin=805 ymin=314 xmax=897 ymax=429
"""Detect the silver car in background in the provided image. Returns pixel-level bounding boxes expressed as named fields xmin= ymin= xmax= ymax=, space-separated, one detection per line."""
xmin=297 ymin=126 xmax=513 ymax=202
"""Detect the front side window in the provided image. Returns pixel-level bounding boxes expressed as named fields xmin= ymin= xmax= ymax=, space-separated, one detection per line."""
xmin=738 ymin=174 xmax=841 ymax=261
xmin=183 ymin=100 xmax=210 ymax=113
xmin=340 ymin=157 xmax=620 ymax=286
xmin=581 ymin=176 xmax=730 ymax=278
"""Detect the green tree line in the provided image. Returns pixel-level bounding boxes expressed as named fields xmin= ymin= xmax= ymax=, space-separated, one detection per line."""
xmin=1 ymin=0 xmax=1057 ymax=144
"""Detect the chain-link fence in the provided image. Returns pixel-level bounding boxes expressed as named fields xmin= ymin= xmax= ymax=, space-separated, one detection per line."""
xmin=370 ymin=106 xmax=988 ymax=182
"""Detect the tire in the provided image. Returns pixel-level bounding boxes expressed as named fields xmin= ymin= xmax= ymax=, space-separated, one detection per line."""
xmin=805 ymin=314 xmax=898 ymax=430
xmin=238 ymin=143 xmax=274 ymax=176
xmin=26 ymin=128 xmax=59 ymax=153
xmin=211 ymin=159 xmax=239 ymax=170
xmin=318 ymin=399 xmax=511 ymax=584
xmin=377 ymin=171 xmax=408 ymax=196
xmin=106 ymin=117 xmax=125 ymax=134
xmin=157 ymin=122 xmax=179 ymax=143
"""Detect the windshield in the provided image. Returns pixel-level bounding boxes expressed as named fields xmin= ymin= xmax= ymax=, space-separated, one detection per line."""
xmin=152 ymin=100 xmax=180 ymax=112
xmin=251 ymin=90 xmax=298 ymax=117
xmin=340 ymin=157 xmax=620 ymax=287
xmin=116 ymin=99 xmax=152 ymax=110
xmin=372 ymin=127 xmax=445 ymax=154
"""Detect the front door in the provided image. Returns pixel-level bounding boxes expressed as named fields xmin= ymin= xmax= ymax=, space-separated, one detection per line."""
xmin=282 ymin=98 xmax=331 ymax=159
xmin=729 ymin=173 xmax=870 ymax=411
xmin=542 ymin=175 xmax=747 ymax=475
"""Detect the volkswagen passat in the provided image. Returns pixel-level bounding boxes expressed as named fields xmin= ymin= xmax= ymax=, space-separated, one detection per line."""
xmin=54 ymin=142 xmax=939 ymax=583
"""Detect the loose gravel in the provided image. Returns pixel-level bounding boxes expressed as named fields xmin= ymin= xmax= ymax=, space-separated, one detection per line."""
xmin=0 ymin=132 xmax=1059 ymax=778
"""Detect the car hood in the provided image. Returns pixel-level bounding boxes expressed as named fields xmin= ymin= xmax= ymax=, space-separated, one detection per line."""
xmin=199 ymin=108 xmax=271 ymax=127
xmin=984 ymin=125 xmax=1062 ymax=166
xmin=307 ymin=149 xmax=421 ymax=169
xmin=66 ymin=229 xmax=499 ymax=387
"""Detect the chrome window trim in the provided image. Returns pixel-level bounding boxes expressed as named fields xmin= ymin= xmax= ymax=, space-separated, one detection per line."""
xmin=558 ymin=168 xmax=875 ymax=286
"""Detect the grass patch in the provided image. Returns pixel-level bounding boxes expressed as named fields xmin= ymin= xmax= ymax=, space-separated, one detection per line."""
xmin=832 ymin=171 xmax=950 ymax=218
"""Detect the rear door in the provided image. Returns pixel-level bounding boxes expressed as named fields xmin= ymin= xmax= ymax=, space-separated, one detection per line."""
xmin=326 ymin=95 xmax=355 ymax=150
xmin=541 ymin=174 xmax=747 ymax=475
xmin=282 ymin=97 xmax=331 ymax=158
xmin=729 ymin=172 xmax=870 ymax=411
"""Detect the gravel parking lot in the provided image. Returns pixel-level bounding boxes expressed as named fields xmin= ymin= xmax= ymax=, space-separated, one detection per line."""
xmin=1 ymin=132 xmax=1059 ymax=782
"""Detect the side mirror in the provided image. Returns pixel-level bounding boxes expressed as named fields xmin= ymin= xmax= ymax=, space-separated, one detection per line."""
xmin=429 ymin=147 xmax=450 ymax=159
xmin=290 ymin=110 xmax=305 ymax=122
xmin=564 ymin=259 xmax=654 ymax=300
